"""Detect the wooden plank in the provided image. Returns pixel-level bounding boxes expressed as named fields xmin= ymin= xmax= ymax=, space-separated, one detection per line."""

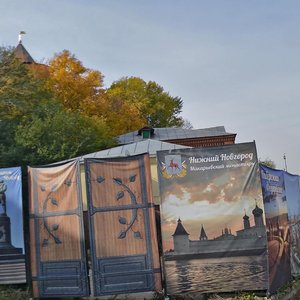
xmin=29 ymin=219 xmax=37 ymax=277
xmin=32 ymin=280 xmax=39 ymax=298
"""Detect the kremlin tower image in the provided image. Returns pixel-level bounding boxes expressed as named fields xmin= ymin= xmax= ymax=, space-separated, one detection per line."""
xmin=165 ymin=204 xmax=267 ymax=259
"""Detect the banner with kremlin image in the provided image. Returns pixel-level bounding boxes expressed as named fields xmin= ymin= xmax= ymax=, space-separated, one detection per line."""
xmin=157 ymin=142 xmax=268 ymax=295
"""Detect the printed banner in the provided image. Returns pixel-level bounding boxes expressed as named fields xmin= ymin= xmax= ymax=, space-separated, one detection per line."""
xmin=260 ymin=165 xmax=291 ymax=294
xmin=283 ymin=172 xmax=300 ymax=275
xmin=84 ymin=154 xmax=162 ymax=296
xmin=157 ymin=142 xmax=268 ymax=295
xmin=0 ymin=167 xmax=26 ymax=284
xmin=28 ymin=160 xmax=88 ymax=298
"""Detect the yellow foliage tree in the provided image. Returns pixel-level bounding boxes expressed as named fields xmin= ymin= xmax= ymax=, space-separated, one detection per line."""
xmin=105 ymin=77 xmax=184 ymax=136
xmin=47 ymin=52 xmax=185 ymax=137
xmin=104 ymin=77 xmax=147 ymax=136
xmin=47 ymin=50 xmax=105 ymax=116
xmin=104 ymin=97 xmax=146 ymax=136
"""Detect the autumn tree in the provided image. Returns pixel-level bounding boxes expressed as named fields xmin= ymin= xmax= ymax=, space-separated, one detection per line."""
xmin=47 ymin=52 xmax=186 ymax=136
xmin=105 ymin=77 xmax=184 ymax=135
xmin=47 ymin=50 xmax=105 ymax=116
xmin=0 ymin=47 xmax=115 ymax=167
xmin=104 ymin=77 xmax=146 ymax=135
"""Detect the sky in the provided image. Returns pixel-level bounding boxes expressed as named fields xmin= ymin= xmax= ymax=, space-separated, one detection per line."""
xmin=1 ymin=1 xmax=300 ymax=174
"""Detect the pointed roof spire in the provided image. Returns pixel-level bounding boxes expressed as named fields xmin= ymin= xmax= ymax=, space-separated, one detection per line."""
xmin=199 ymin=224 xmax=208 ymax=240
xmin=14 ymin=37 xmax=35 ymax=64
xmin=172 ymin=218 xmax=189 ymax=236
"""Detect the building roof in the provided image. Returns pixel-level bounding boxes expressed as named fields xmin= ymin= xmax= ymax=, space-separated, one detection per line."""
xmin=172 ymin=218 xmax=189 ymax=236
xmin=117 ymin=126 xmax=236 ymax=145
xmin=14 ymin=42 xmax=35 ymax=64
xmin=56 ymin=139 xmax=191 ymax=164
xmin=82 ymin=139 xmax=190 ymax=160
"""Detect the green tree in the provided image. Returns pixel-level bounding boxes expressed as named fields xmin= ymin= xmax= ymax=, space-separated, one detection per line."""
xmin=0 ymin=47 xmax=115 ymax=167
xmin=145 ymin=80 xmax=184 ymax=127
xmin=0 ymin=47 xmax=51 ymax=167
xmin=0 ymin=47 xmax=49 ymax=121
xmin=105 ymin=77 xmax=184 ymax=135
xmin=15 ymin=102 xmax=115 ymax=165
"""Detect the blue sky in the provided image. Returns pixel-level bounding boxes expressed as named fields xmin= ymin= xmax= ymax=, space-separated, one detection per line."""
xmin=1 ymin=1 xmax=300 ymax=174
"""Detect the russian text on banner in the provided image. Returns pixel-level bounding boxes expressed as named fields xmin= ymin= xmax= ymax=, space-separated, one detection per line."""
xmin=260 ymin=165 xmax=291 ymax=295
xmin=157 ymin=142 xmax=268 ymax=295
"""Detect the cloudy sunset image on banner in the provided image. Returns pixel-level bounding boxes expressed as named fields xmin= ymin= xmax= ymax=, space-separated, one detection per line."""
xmin=157 ymin=142 xmax=268 ymax=295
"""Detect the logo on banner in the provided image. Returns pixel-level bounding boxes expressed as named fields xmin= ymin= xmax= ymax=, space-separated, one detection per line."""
xmin=161 ymin=155 xmax=187 ymax=179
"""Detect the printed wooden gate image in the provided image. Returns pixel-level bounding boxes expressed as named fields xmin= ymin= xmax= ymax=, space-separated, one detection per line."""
xmin=28 ymin=161 xmax=89 ymax=298
xmin=85 ymin=154 xmax=161 ymax=296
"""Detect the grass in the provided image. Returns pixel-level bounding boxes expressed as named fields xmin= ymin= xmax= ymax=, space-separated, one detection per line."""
xmin=0 ymin=285 xmax=30 ymax=300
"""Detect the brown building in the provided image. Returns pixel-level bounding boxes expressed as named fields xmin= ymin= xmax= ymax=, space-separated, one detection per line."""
xmin=14 ymin=41 xmax=35 ymax=64
xmin=116 ymin=126 xmax=236 ymax=148
xmin=14 ymin=40 xmax=49 ymax=78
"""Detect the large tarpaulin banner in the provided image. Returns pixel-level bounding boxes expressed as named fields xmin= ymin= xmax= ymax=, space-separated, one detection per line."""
xmin=0 ymin=166 xmax=26 ymax=284
xmin=84 ymin=154 xmax=161 ymax=296
xmin=28 ymin=160 xmax=88 ymax=298
xmin=157 ymin=142 xmax=268 ymax=295
xmin=259 ymin=165 xmax=291 ymax=294
xmin=283 ymin=172 xmax=300 ymax=275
